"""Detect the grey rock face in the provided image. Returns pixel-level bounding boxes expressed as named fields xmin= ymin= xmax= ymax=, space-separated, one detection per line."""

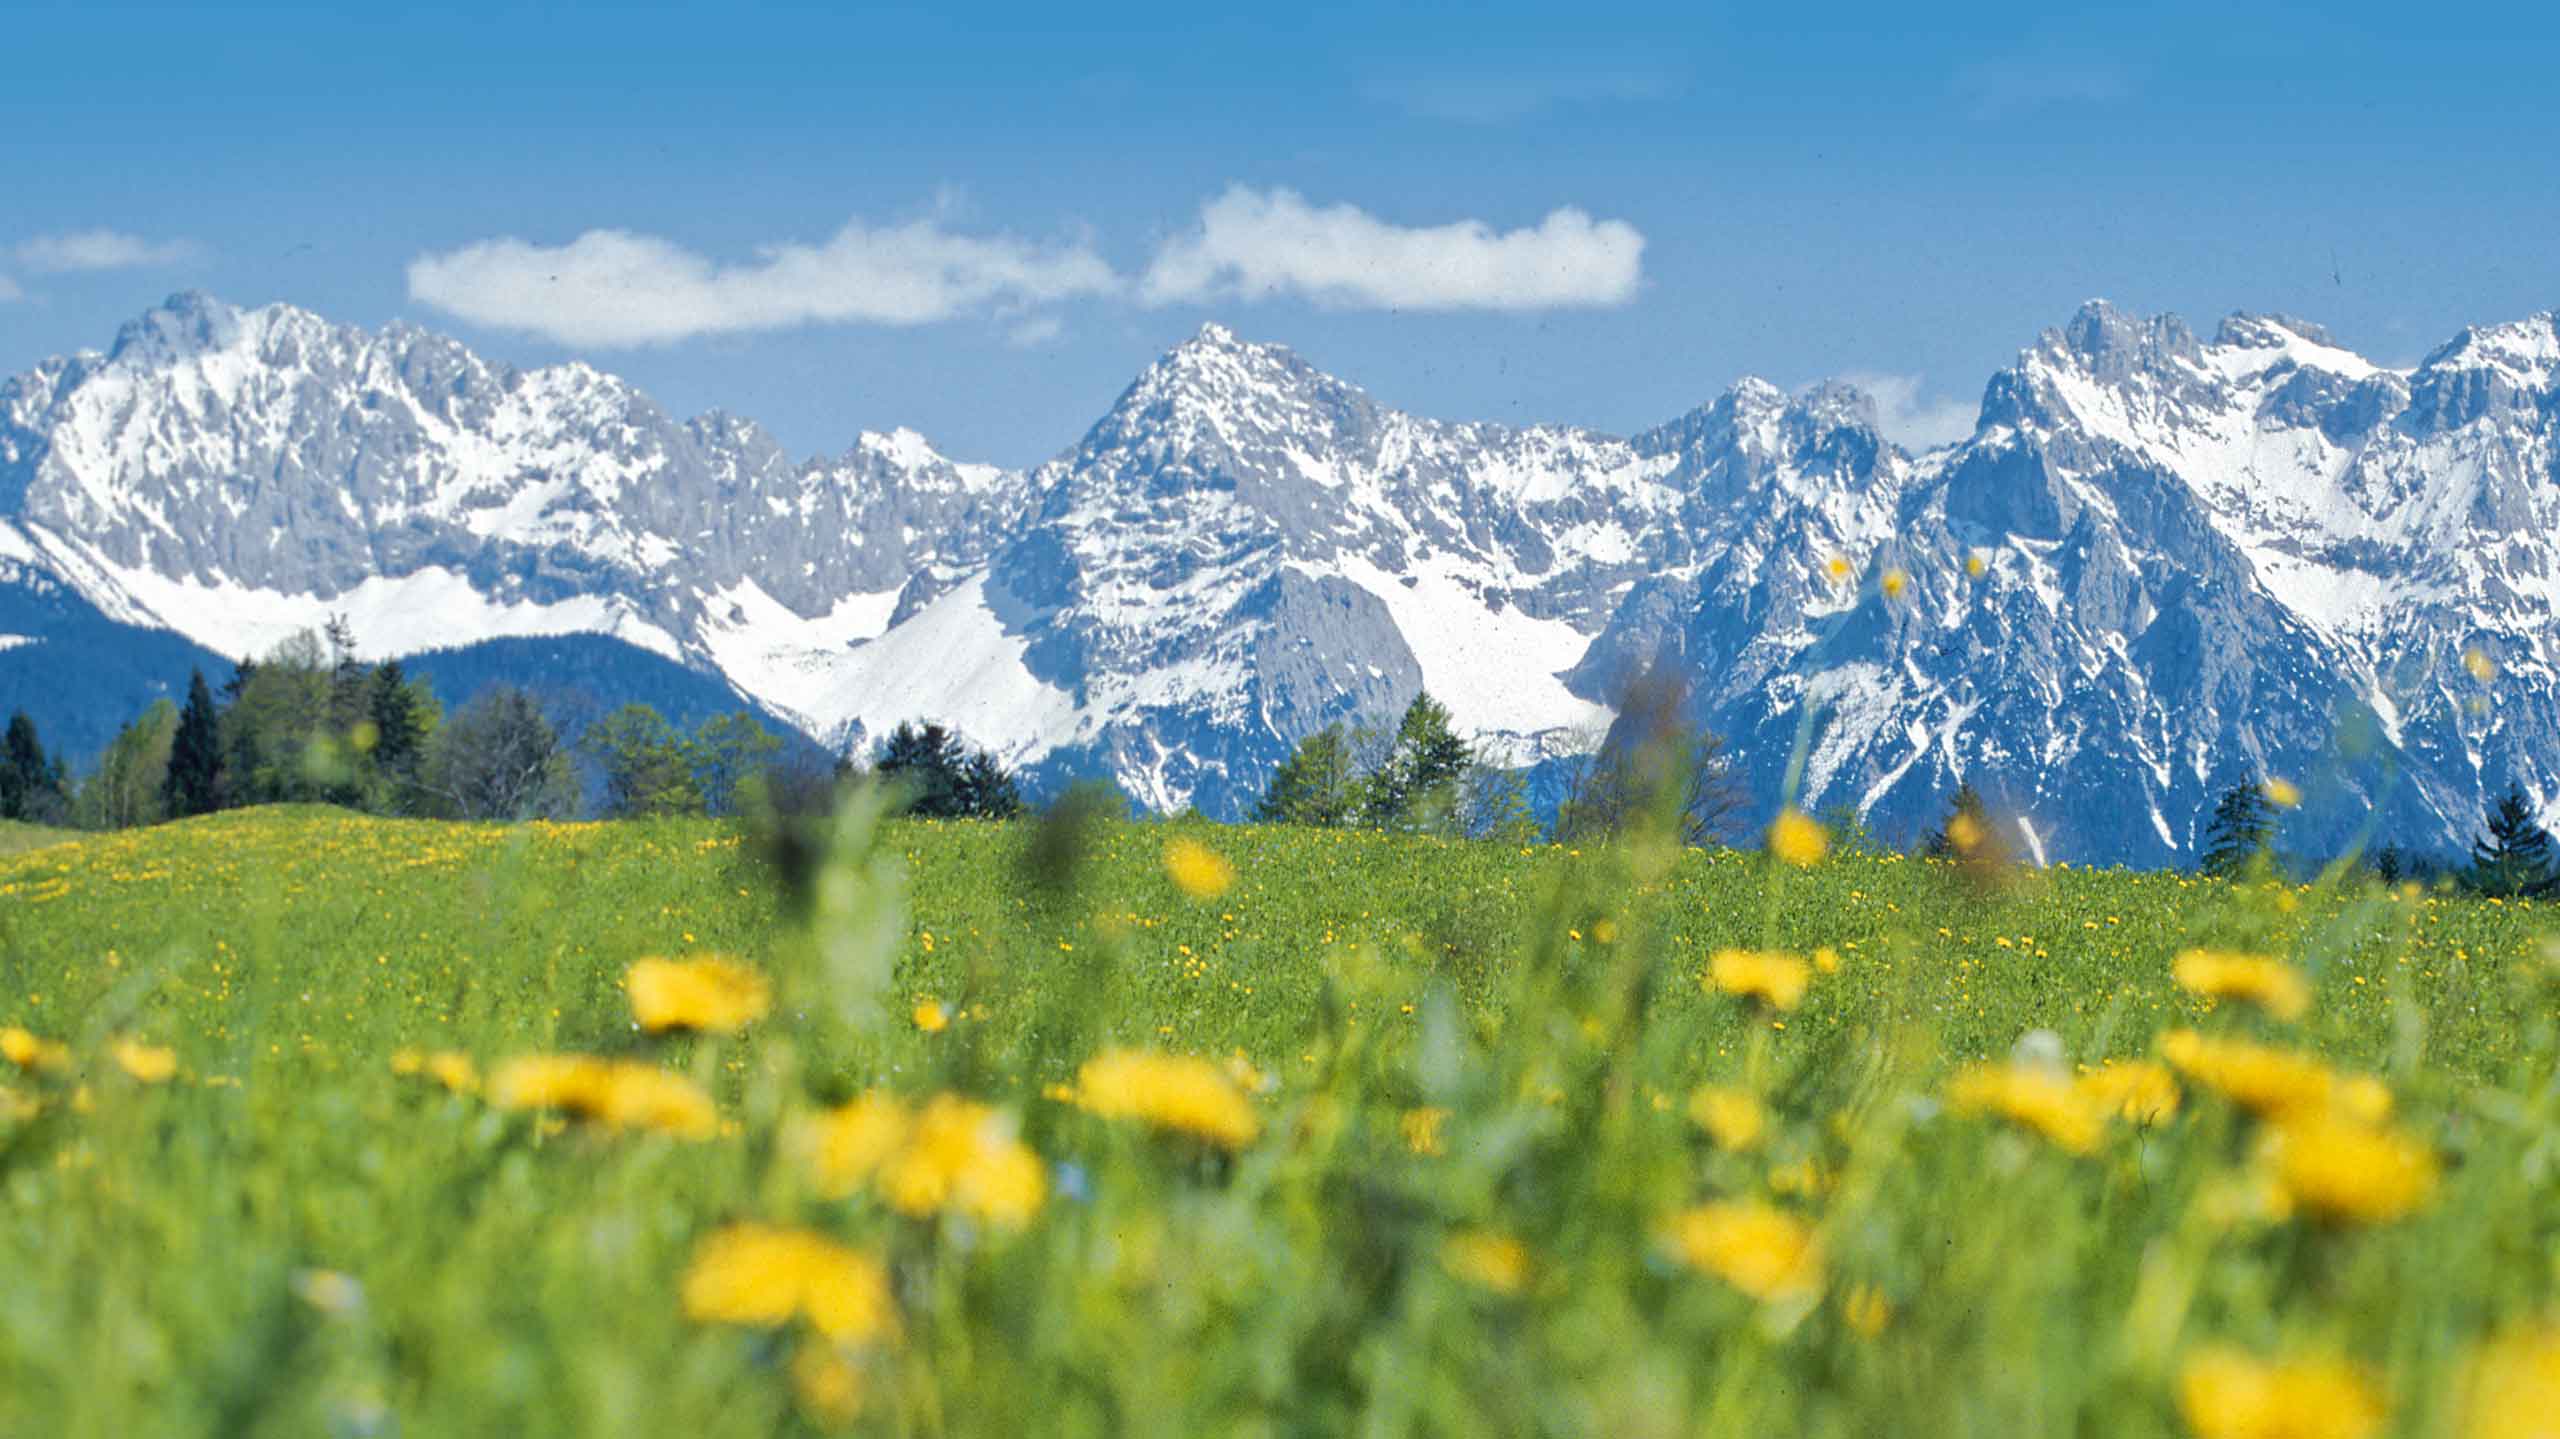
xmin=3 ymin=294 xmax=2555 ymax=860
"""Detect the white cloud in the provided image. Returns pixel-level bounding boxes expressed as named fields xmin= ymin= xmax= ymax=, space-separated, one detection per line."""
xmin=1004 ymin=313 xmax=1065 ymax=348
xmin=14 ymin=229 xmax=202 ymax=273
xmin=1141 ymin=186 xmax=1643 ymax=312
xmin=406 ymin=218 xmax=1120 ymax=347
xmin=1841 ymin=372 xmax=1980 ymax=450
xmin=0 ymin=274 xmax=21 ymax=303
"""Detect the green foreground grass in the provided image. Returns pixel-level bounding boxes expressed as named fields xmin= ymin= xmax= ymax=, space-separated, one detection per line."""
xmin=0 ymin=818 xmax=76 ymax=858
xmin=1 ymin=805 xmax=2555 ymax=1437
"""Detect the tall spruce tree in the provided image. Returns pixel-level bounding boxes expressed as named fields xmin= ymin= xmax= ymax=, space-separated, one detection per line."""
xmin=162 ymin=669 xmax=225 ymax=818
xmin=2464 ymin=785 xmax=2559 ymax=898
xmin=1253 ymin=725 xmax=1360 ymax=827
xmin=1 ymin=712 xmax=67 ymax=823
xmin=1921 ymin=782 xmax=1997 ymax=859
xmin=1361 ymin=692 xmax=1474 ymax=831
xmin=2199 ymin=781 xmax=2278 ymax=878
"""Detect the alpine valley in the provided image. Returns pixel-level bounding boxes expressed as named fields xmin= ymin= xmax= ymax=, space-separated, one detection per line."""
xmin=4 ymin=292 xmax=2555 ymax=865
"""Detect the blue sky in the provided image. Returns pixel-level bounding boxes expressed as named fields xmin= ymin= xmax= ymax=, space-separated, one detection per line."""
xmin=4 ymin=0 xmax=2556 ymax=465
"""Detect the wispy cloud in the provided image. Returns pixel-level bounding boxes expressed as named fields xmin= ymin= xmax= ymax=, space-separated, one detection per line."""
xmin=1840 ymin=372 xmax=1979 ymax=450
xmin=14 ymin=229 xmax=203 ymax=273
xmin=1364 ymin=56 xmax=1678 ymax=125
xmin=1141 ymin=186 xmax=1644 ymax=312
xmin=1951 ymin=56 xmax=2135 ymax=120
xmin=0 ymin=273 xmax=22 ymax=304
xmin=406 ymin=218 xmax=1119 ymax=347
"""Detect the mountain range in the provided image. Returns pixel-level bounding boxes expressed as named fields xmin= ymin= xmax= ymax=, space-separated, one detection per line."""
xmin=4 ymin=292 xmax=2554 ymax=864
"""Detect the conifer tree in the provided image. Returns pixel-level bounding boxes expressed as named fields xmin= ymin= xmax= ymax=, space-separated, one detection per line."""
xmin=2199 ymin=781 xmax=2278 ymax=878
xmin=162 ymin=669 xmax=225 ymax=818
xmin=1921 ymin=782 xmax=1997 ymax=859
xmin=1 ymin=712 xmax=67 ymax=823
xmin=1362 ymin=692 xmax=1475 ymax=831
xmin=2464 ymin=785 xmax=2559 ymax=898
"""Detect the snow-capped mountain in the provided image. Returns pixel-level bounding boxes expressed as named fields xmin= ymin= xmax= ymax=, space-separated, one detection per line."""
xmin=4 ymin=293 xmax=2553 ymax=863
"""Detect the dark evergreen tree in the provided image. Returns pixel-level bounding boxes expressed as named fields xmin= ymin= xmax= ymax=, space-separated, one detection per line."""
xmin=1252 ymin=725 xmax=1360 ymax=827
xmin=162 ymin=669 xmax=225 ymax=818
xmin=1921 ymin=782 xmax=1996 ymax=859
xmin=220 ymin=655 xmax=259 ymax=702
xmin=2464 ymin=785 xmax=2559 ymax=898
xmin=1361 ymin=692 xmax=1475 ymax=831
xmin=874 ymin=722 xmax=966 ymax=816
xmin=368 ymin=659 xmax=425 ymax=769
xmin=2199 ymin=782 xmax=2278 ymax=878
xmin=1 ymin=711 xmax=68 ymax=823
xmin=952 ymin=750 xmax=1025 ymax=819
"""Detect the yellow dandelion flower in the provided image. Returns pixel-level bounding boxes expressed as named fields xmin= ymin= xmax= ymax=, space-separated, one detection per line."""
xmin=1687 ymin=1085 xmax=1768 ymax=1151
xmin=1706 ymin=949 xmax=1813 ymax=1011
xmin=912 ymin=999 xmax=950 ymax=1034
xmin=0 ymin=1085 xmax=37 ymax=1123
xmin=1948 ymin=810 xmax=1989 ymax=855
xmin=1840 ymin=1283 xmax=1893 ymax=1337
xmin=626 ymin=956 xmax=772 ymax=1035
xmin=1945 ymin=1062 xmax=2106 ymax=1155
xmin=490 ymin=1055 xmax=717 ymax=1139
xmin=1401 ymin=1106 xmax=1449 ymax=1156
xmin=2158 ymin=1030 xmax=2350 ymax=1120
xmin=1442 ymin=1229 xmax=1531 ymax=1295
xmin=2172 ymin=950 xmax=2312 ymax=1022
xmin=2464 ymin=647 xmax=2498 ymax=683
xmin=1 ymin=1026 xmax=68 ymax=1074
xmin=2459 ymin=1321 xmax=2560 ymax=1439
xmin=2077 ymin=1059 xmax=2181 ymax=1125
xmin=798 ymin=1093 xmax=914 ymax=1198
xmin=1768 ymin=810 xmax=1830 ymax=867
xmin=110 ymin=1037 xmax=177 ymax=1084
xmin=2262 ymin=777 xmax=2303 ymax=809
xmin=1161 ymin=837 xmax=1236 ymax=900
xmin=1823 ymin=552 xmax=1854 ymax=586
xmin=877 ymin=1093 xmax=1046 ymax=1228
xmin=1661 ymin=1201 xmax=1824 ymax=1304
xmin=1881 ymin=568 xmax=1910 ymax=600
xmin=2260 ymin=1113 xmax=2436 ymax=1225
xmin=1965 ymin=549 xmax=1989 ymax=578
xmin=1813 ymin=945 xmax=1842 ymax=974
xmin=425 ymin=1052 xmax=480 ymax=1095
xmin=681 ymin=1224 xmax=897 ymax=1346
xmin=791 ymin=1342 xmax=869 ymax=1428
xmin=2176 ymin=1347 xmax=2385 ymax=1439
xmin=1067 ymin=1049 xmax=1261 ymax=1149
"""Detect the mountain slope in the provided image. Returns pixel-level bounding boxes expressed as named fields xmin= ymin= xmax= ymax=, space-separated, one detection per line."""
xmin=2 ymin=293 xmax=2552 ymax=859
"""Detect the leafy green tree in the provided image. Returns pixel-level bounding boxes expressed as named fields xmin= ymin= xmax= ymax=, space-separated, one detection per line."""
xmin=1456 ymin=760 xmax=1539 ymax=844
xmin=162 ymin=669 xmax=226 ymax=818
xmin=0 ymin=712 xmax=69 ymax=824
xmin=76 ymin=699 xmax=179 ymax=831
xmin=2463 ymin=785 xmax=2558 ymax=898
xmin=583 ymin=703 xmax=704 ymax=818
xmin=1253 ymin=724 xmax=1361 ymax=827
xmin=1361 ymin=692 xmax=1475 ymax=831
xmin=421 ymin=686 xmax=577 ymax=821
xmin=2199 ymin=782 xmax=2278 ymax=878
xmin=690 ymin=711 xmax=785 ymax=818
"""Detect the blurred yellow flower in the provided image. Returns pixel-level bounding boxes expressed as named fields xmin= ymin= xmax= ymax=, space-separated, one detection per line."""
xmin=681 ymin=1224 xmax=897 ymax=1346
xmin=110 ymin=1037 xmax=177 ymax=1084
xmin=1823 ymin=552 xmax=1854 ymax=586
xmin=2077 ymin=1059 xmax=2181 ymax=1125
xmin=1400 ymin=1106 xmax=1449 ymax=1156
xmin=1768 ymin=810 xmax=1830 ymax=868
xmin=1965 ymin=549 xmax=1989 ymax=578
xmin=2261 ymin=1113 xmax=2436 ymax=1225
xmin=1881 ymin=568 xmax=1910 ymax=600
xmin=1840 ymin=1283 xmax=1892 ymax=1337
xmin=1688 ymin=1085 xmax=1768 ymax=1151
xmin=2459 ymin=1321 xmax=2560 ymax=1439
xmin=1 ymin=1026 xmax=67 ymax=1074
xmin=2262 ymin=778 xmax=2303 ymax=809
xmin=800 ymin=1093 xmax=913 ymax=1198
xmin=912 ymin=999 xmax=950 ymax=1034
xmin=2463 ymin=646 xmax=2498 ymax=683
xmin=1706 ymin=949 xmax=1813 ymax=1011
xmin=792 ymin=1342 xmax=869 ymax=1428
xmin=0 ymin=1085 xmax=36 ymax=1123
xmin=1661 ymin=1201 xmax=1824 ymax=1303
xmin=2176 ymin=1347 xmax=2384 ymax=1439
xmin=1946 ymin=1062 xmax=2105 ymax=1155
xmin=1442 ymin=1229 xmax=1531 ymax=1294
xmin=489 ymin=1054 xmax=717 ymax=1139
xmin=1068 ymin=1049 xmax=1261 ymax=1149
xmin=2172 ymin=950 xmax=2312 ymax=1022
xmin=2158 ymin=1030 xmax=2353 ymax=1120
xmin=627 ymin=956 xmax=772 ymax=1035
xmin=1162 ymin=837 xmax=1236 ymax=900
xmin=878 ymin=1093 xmax=1046 ymax=1228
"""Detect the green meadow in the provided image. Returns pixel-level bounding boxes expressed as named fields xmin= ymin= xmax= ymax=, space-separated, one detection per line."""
xmin=0 ymin=805 xmax=2553 ymax=1437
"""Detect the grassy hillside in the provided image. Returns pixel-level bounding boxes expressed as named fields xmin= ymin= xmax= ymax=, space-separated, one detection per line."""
xmin=1 ymin=806 xmax=2553 ymax=1436
xmin=0 ymin=818 xmax=76 ymax=858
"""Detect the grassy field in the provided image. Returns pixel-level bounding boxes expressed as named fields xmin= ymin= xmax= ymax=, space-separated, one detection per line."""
xmin=0 ymin=818 xmax=76 ymax=858
xmin=1 ymin=804 xmax=2554 ymax=1437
